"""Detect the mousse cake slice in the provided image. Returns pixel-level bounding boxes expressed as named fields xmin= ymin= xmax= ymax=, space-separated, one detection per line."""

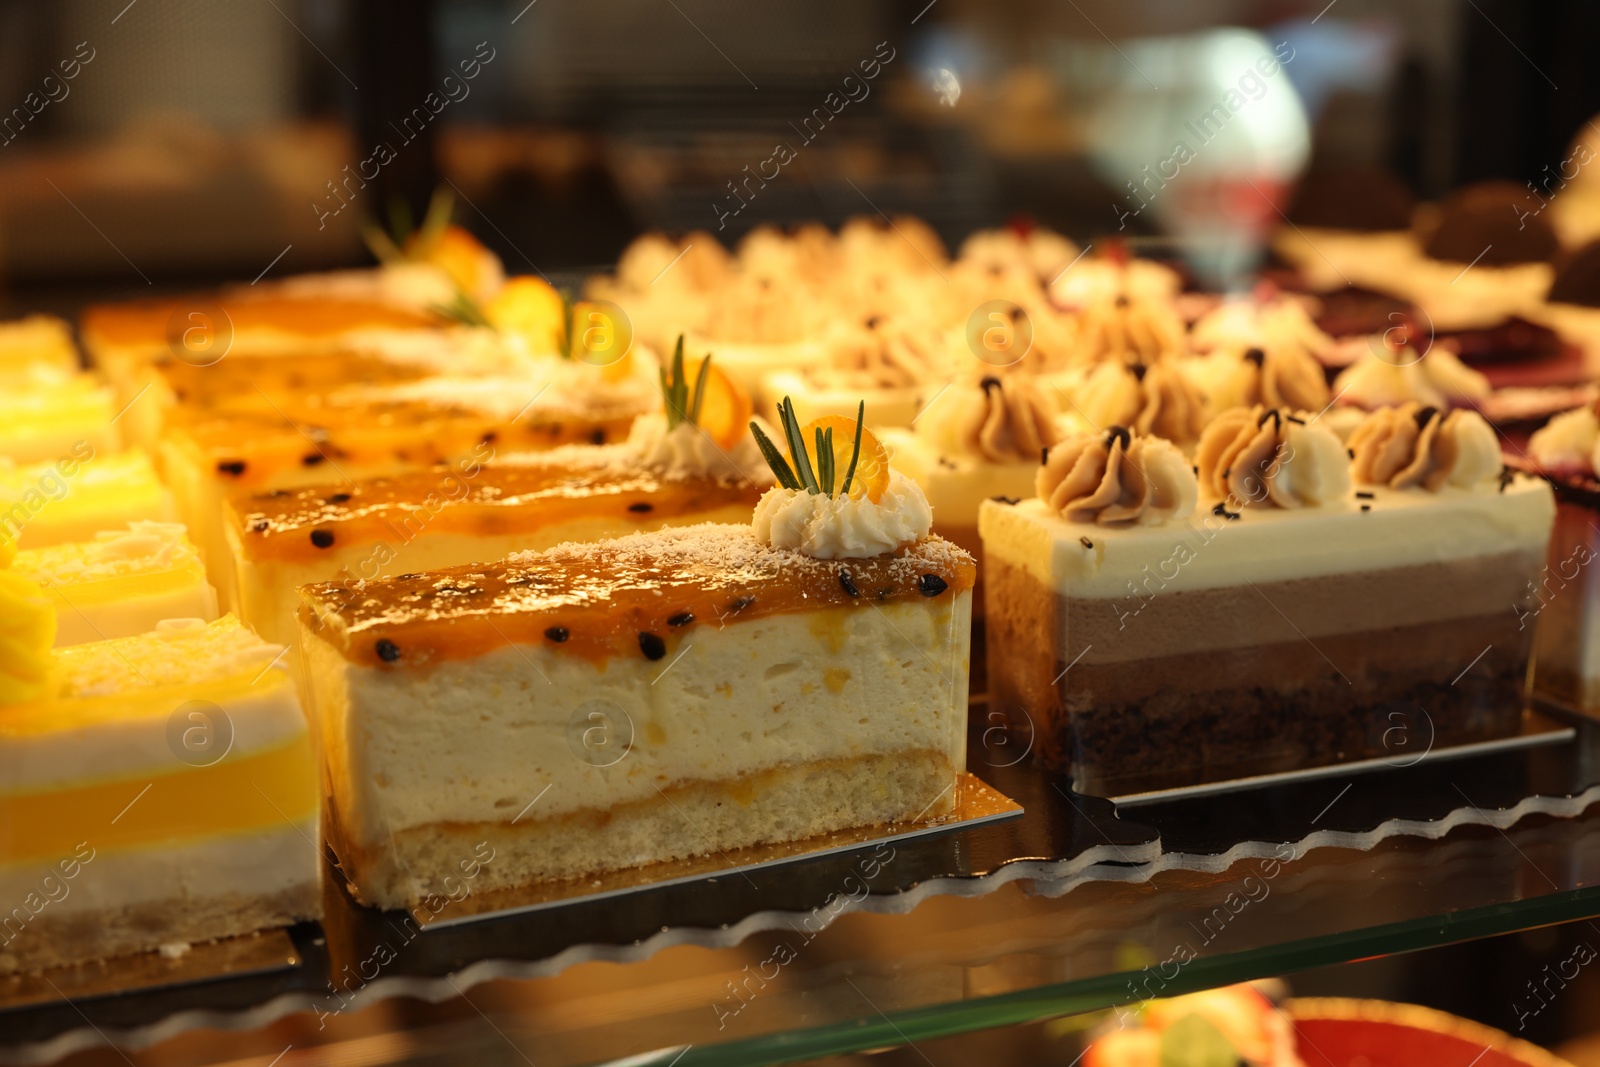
xmin=297 ymin=403 xmax=973 ymax=908
xmin=980 ymin=406 xmax=1553 ymax=792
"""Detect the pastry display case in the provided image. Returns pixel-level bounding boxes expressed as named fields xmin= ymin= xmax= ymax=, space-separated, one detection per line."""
xmin=4 ymin=2 xmax=1600 ymax=1065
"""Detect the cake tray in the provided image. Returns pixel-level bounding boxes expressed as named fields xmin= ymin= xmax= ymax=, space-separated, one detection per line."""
xmin=408 ymin=773 xmax=1024 ymax=930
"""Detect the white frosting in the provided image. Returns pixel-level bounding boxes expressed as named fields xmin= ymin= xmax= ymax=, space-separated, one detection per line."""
xmin=626 ymin=413 xmax=771 ymax=484
xmin=1332 ymin=346 xmax=1490 ymax=410
xmin=978 ymin=478 xmax=1554 ymax=601
xmin=752 ymin=471 xmax=932 ymax=559
xmin=1529 ymin=405 xmax=1600 ymax=472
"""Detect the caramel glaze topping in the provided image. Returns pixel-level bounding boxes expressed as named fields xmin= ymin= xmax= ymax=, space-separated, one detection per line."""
xmin=235 ymin=462 xmax=764 ymax=563
xmin=155 ymin=353 xmax=432 ymax=411
xmin=83 ymin=295 xmax=442 ymax=346
xmin=298 ymin=524 xmax=976 ymax=671
xmin=171 ymin=402 xmax=639 ymax=489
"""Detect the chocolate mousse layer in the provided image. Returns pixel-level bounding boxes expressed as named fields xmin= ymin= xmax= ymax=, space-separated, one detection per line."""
xmin=986 ymin=551 xmax=1539 ymax=793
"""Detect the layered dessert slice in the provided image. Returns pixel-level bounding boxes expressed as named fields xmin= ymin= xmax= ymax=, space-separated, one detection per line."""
xmin=0 ymin=609 xmax=319 ymax=974
xmin=884 ymin=374 xmax=1069 ymax=567
xmin=160 ymin=359 xmax=658 ymax=608
xmin=1517 ymin=402 xmax=1600 ymax=712
xmin=11 ymin=522 xmax=216 ymax=646
xmin=297 ymin=405 xmax=973 ymax=907
xmin=0 ymin=315 xmax=79 ymax=372
xmin=981 ymin=405 xmax=1552 ymax=792
xmin=228 ymin=353 xmax=770 ymax=647
xmin=0 ymin=448 xmax=172 ymax=550
xmin=0 ymin=363 xmax=121 ymax=464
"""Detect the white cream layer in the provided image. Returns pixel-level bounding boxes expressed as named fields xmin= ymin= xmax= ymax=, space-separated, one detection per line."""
xmin=979 ymin=477 xmax=1554 ymax=600
xmin=305 ymin=594 xmax=971 ymax=847
xmin=0 ymin=821 xmax=317 ymax=922
xmin=884 ymin=428 xmax=1038 ymax=527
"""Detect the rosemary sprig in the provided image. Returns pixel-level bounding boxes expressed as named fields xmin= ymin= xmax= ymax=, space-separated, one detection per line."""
xmin=746 ymin=395 xmax=868 ymax=499
xmin=557 ymin=289 xmax=575 ymax=360
xmin=430 ymin=290 xmax=492 ymax=328
xmin=839 ymin=400 xmax=865 ymax=496
xmin=661 ymin=336 xmax=691 ymax=428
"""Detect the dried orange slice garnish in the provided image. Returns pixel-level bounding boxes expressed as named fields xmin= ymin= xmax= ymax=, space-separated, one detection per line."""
xmin=685 ymin=357 xmax=753 ymax=450
xmin=411 ymin=225 xmax=495 ymax=295
xmin=485 ymin=276 xmax=565 ymax=350
xmin=801 ymin=414 xmax=889 ymax=503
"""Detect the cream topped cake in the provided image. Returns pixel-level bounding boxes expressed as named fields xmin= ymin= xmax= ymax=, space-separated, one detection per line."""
xmin=0 ymin=606 xmax=319 ymax=974
xmin=1067 ymin=357 xmax=1209 ymax=448
xmin=0 ymin=315 xmax=79 ymax=372
xmin=760 ymin=316 xmax=952 ymax=427
xmin=11 ymin=522 xmax=216 ymax=646
xmin=0 ymin=448 xmax=172 ymax=551
xmin=1518 ymin=403 xmax=1600 ymax=712
xmin=1182 ymin=340 xmax=1331 ymax=424
xmin=981 ymin=404 xmax=1551 ymax=792
xmin=0 ymin=364 xmax=121 ymax=465
xmin=1332 ymin=333 xmax=1490 ymax=413
xmin=297 ymin=404 xmax=973 ymax=907
xmin=884 ymin=374 xmax=1067 ymax=564
xmin=228 ymin=351 xmax=770 ymax=646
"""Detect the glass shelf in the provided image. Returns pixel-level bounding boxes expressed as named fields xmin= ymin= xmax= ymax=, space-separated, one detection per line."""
xmin=8 ymin=708 xmax=1600 ymax=1067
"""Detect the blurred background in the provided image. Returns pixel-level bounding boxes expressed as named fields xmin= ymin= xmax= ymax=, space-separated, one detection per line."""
xmin=2 ymin=0 xmax=1598 ymax=311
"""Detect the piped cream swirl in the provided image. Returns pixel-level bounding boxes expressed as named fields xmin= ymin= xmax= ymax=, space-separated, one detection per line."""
xmin=1076 ymin=359 xmax=1208 ymax=447
xmin=1348 ymin=403 xmax=1503 ymax=491
xmin=812 ymin=319 xmax=945 ymax=391
xmin=1528 ymin=404 xmax=1600 ymax=474
xmin=1185 ymin=343 xmax=1331 ymax=418
xmin=1035 ymin=427 xmax=1197 ymax=526
xmin=918 ymin=375 xmax=1063 ymax=464
xmin=1195 ymin=406 xmax=1351 ymax=509
xmin=753 ymin=471 xmax=932 ymax=559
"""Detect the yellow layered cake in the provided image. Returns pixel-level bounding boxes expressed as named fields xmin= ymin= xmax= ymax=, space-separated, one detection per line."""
xmin=0 ymin=364 xmax=121 ymax=465
xmin=228 ymin=354 xmax=768 ymax=646
xmin=0 ymin=315 xmax=78 ymax=372
xmin=12 ymin=522 xmax=217 ymax=646
xmin=297 ymin=405 xmax=973 ymax=907
xmin=0 ymin=613 xmax=319 ymax=974
xmin=0 ymin=448 xmax=172 ymax=550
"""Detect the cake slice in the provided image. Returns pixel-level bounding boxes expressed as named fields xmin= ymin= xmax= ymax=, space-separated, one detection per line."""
xmin=0 ymin=613 xmax=319 ymax=974
xmin=11 ymin=522 xmax=216 ymax=646
xmin=228 ymin=352 xmax=769 ymax=646
xmin=0 ymin=363 xmax=121 ymax=464
xmin=981 ymin=406 xmax=1552 ymax=792
xmin=0 ymin=448 xmax=172 ymax=550
xmin=297 ymin=403 xmax=973 ymax=908
xmin=0 ymin=315 xmax=78 ymax=372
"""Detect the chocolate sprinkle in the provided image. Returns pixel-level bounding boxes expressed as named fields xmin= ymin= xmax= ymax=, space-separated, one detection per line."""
xmin=991 ymin=495 xmax=1019 ymax=505
xmin=918 ymin=574 xmax=949 ymax=597
xmin=639 ymin=632 xmax=667 ymax=660
xmin=375 ymin=638 xmax=401 ymax=663
xmin=590 ymin=428 xmax=607 ymax=445
xmin=302 ymin=452 xmax=326 ymax=467
xmin=1347 ymin=448 xmax=1356 ymax=459
xmin=838 ymin=571 xmax=860 ymax=598
xmin=1361 ymin=504 xmax=1372 ymax=512
xmin=1105 ymin=426 xmax=1131 ymax=451
xmin=667 ymin=612 xmax=695 ymax=627
xmin=251 ymin=520 xmax=269 ymax=533
xmin=980 ymin=375 xmax=1002 ymax=392
xmin=1243 ymin=347 xmax=1265 ymax=366
xmin=1287 ymin=415 xmax=1305 ymax=425
xmin=1212 ymin=502 xmax=1241 ymax=521
xmin=1414 ymin=405 xmax=1439 ymax=428
xmin=1355 ymin=491 xmax=1375 ymax=499
xmin=327 ymin=492 xmax=351 ymax=504
xmin=1041 ymin=447 xmax=1050 ymax=466
xmin=310 ymin=529 xmax=335 ymax=548
xmin=727 ymin=595 xmax=756 ymax=615
xmin=627 ymin=502 xmax=654 ymax=513
xmin=1079 ymin=536 xmax=1095 ymax=549
xmin=216 ymin=460 xmax=246 ymax=476
xmin=544 ymin=626 xmax=569 ymax=643
xmin=1129 ymin=362 xmax=1148 ymax=382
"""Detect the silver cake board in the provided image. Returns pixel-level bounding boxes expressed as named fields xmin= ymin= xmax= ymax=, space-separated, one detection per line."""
xmin=1107 ymin=712 xmax=1575 ymax=808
